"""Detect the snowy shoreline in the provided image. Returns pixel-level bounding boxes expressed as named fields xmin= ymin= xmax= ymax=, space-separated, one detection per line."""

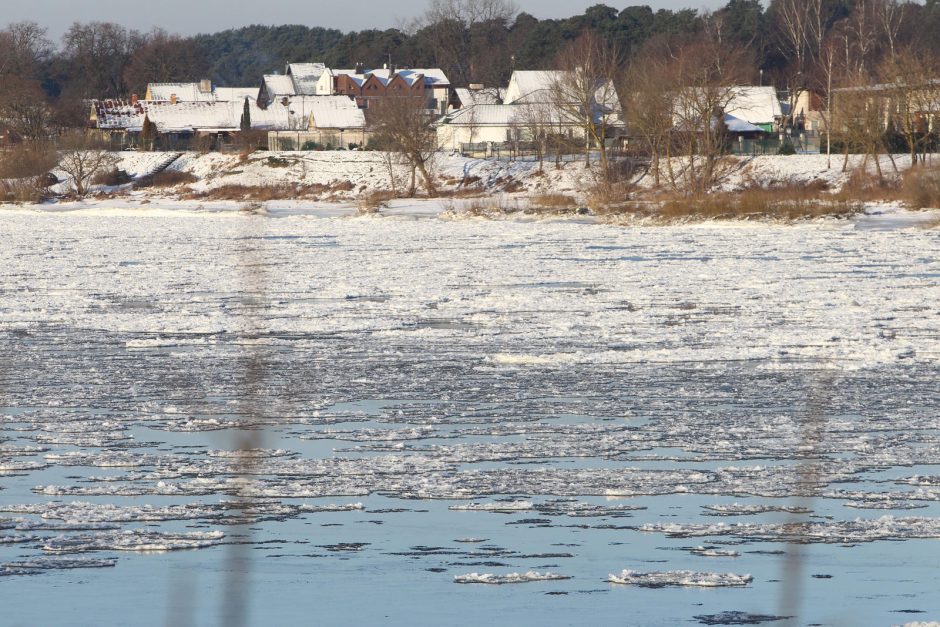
xmin=3 ymin=195 xmax=938 ymax=230
xmin=5 ymin=151 xmax=937 ymax=226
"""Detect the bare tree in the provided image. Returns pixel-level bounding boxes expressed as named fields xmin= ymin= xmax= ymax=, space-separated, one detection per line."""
xmin=877 ymin=47 xmax=940 ymax=167
xmin=550 ymin=30 xmax=622 ymax=177
xmin=770 ymin=0 xmax=826 ymax=77
xmin=57 ymin=133 xmax=120 ymax=197
xmin=669 ymin=33 xmax=753 ymax=194
xmin=621 ymin=36 xmax=677 ymax=187
xmin=844 ymin=0 xmax=880 ymax=74
xmin=419 ymin=0 xmax=518 ymax=86
xmin=0 ymin=80 xmax=54 ymax=142
xmin=62 ymin=22 xmax=143 ymax=99
xmin=0 ymin=22 xmax=52 ymax=81
xmin=511 ymin=102 xmax=552 ymax=173
xmin=832 ymin=72 xmax=892 ymax=182
xmin=770 ymin=0 xmax=831 ymax=128
xmin=816 ymin=40 xmax=842 ymax=170
xmin=875 ymin=0 xmax=905 ymax=61
xmin=123 ymin=28 xmax=207 ymax=95
xmin=368 ymin=97 xmax=438 ymax=197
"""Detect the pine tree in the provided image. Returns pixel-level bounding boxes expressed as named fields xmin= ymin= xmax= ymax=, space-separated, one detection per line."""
xmin=240 ymin=97 xmax=251 ymax=132
xmin=140 ymin=114 xmax=157 ymax=151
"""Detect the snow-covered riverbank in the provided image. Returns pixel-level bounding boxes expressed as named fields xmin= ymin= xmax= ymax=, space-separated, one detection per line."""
xmin=27 ymin=150 xmax=939 ymax=205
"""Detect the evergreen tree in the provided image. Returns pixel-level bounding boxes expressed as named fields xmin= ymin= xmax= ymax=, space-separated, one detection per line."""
xmin=140 ymin=114 xmax=157 ymax=151
xmin=240 ymin=97 xmax=251 ymax=132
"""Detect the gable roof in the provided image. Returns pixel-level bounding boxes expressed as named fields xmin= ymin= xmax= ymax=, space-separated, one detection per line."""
xmin=504 ymin=71 xmax=566 ymax=104
xmin=92 ymin=99 xmax=308 ymax=133
xmin=214 ymin=87 xmax=259 ymax=102
xmin=455 ymin=88 xmax=502 ymax=107
xmin=329 ymin=67 xmax=449 ymax=89
xmin=286 ymin=63 xmax=328 ymax=95
xmin=308 ymin=96 xmax=366 ymax=129
xmin=146 ymin=83 xmax=214 ymax=102
xmin=262 ymin=74 xmax=297 ymax=98
xmin=726 ymin=86 xmax=782 ymax=126
xmin=436 ymin=102 xmax=614 ymax=128
xmin=145 ymin=83 xmax=256 ymax=103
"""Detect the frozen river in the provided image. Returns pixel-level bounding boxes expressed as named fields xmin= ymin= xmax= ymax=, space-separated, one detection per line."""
xmin=1 ymin=206 xmax=939 ymax=626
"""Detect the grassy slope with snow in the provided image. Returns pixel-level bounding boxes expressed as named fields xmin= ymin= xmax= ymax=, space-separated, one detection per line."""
xmin=98 ymin=150 xmax=934 ymax=199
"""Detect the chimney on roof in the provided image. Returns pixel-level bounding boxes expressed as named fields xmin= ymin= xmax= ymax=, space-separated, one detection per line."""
xmin=170 ymin=94 xmax=178 ymax=104
xmin=468 ymin=83 xmax=484 ymax=91
xmin=131 ymin=93 xmax=139 ymax=104
xmin=199 ymin=79 xmax=212 ymax=93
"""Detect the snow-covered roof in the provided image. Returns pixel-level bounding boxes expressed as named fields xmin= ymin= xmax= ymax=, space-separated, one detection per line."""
xmin=93 ymin=100 xmax=146 ymax=130
xmin=504 ymin=71 xmax=566 ymax=104
xmin=410 ymin=68 xmax=450 ymax=87
xmin=723 ymin=114 xmax=765 ymax=134
xmin=330 ymin=68 xmax=450 ymax=88
xmin=308 ymin=96 xmax=366 ymax=129
xmin=146 ymin=83 xmax=258 ymax=103
xmin=146 ymin=83 xmax=214 ymax=102
xmin=455 ymin=88 xmax=502 ymax=107
xmin=438 ymin=102 xmax=607 ymax=128
xmin=287 ymin=63 xmax=328 ymax=95
xmin=214 ymin=88 xmax=259 ymax=102
xmin=93 ymin=99 xmax=308 ymax=133
xmin=262 ymin=75 xmax=297 ymax=98
xmin=726 ymin=86 xmax=782 ymax=126
xmin=504 ymin=70 xmax=620 ymax=110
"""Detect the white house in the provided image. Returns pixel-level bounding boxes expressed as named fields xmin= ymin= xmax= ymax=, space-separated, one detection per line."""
xmin=436 ymin=70 xmax=623 ymax=151
xmin=436 ymin=102 xmax=615 ymax=151
xmin=267 ymin=95 xmax=369 ymax=150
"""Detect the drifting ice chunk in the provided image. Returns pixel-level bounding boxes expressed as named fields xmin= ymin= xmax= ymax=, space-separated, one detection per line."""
xmin=42 ymin=530 xmax=225 ymax=553
xmin=694 ymin=611 xmax=791 ymax=625
xmin=449 ymin=501 xmax=534 ymax=512
xmin=608 ymin=570 xmax=752 ymax=587
xmin=690 ymin=546 xmax=740 ymax=558
xmin=297 ymin=503 xmax=364 ymax=512
xmin=1 ymin=557 xmax=117 ymax=576
xmin=454 ymin=571 xmax=571 ymax=584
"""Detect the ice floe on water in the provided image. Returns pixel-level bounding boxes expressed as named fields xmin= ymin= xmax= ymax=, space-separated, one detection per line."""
xmin=1 ymin=210 xmax=940 ymax=623
xmin=641 ymin=516 xmax=940 ymax=543
xmin=454 ymin=571 xmax=571 ymax=584
xmin=690 ymin=546 xmax=741 ymax=558
xmin=42 ymin=530 xmax=225 ymax=553
xmin=701 ymin=503 xmax=813 ymax=517
xmin=449 ymin=501 xmax=534 ymax=512
xmin=608 ymin=570 xmax=753 ymax=588
xmin=1 ymin=557 xmax=118 ymax=577
xmin=694 ymin=611 xmax=791 ymax=625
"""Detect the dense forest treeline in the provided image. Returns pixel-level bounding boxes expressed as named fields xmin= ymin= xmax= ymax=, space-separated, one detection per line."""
xmin=3 ymin=0 xmax=940 ymax=129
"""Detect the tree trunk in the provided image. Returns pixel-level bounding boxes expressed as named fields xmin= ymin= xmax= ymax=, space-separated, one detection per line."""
xmin=652 ymin=151 xmax=660 ymax=187
xmin=416 ymin=159 xmax=436 ymax=197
